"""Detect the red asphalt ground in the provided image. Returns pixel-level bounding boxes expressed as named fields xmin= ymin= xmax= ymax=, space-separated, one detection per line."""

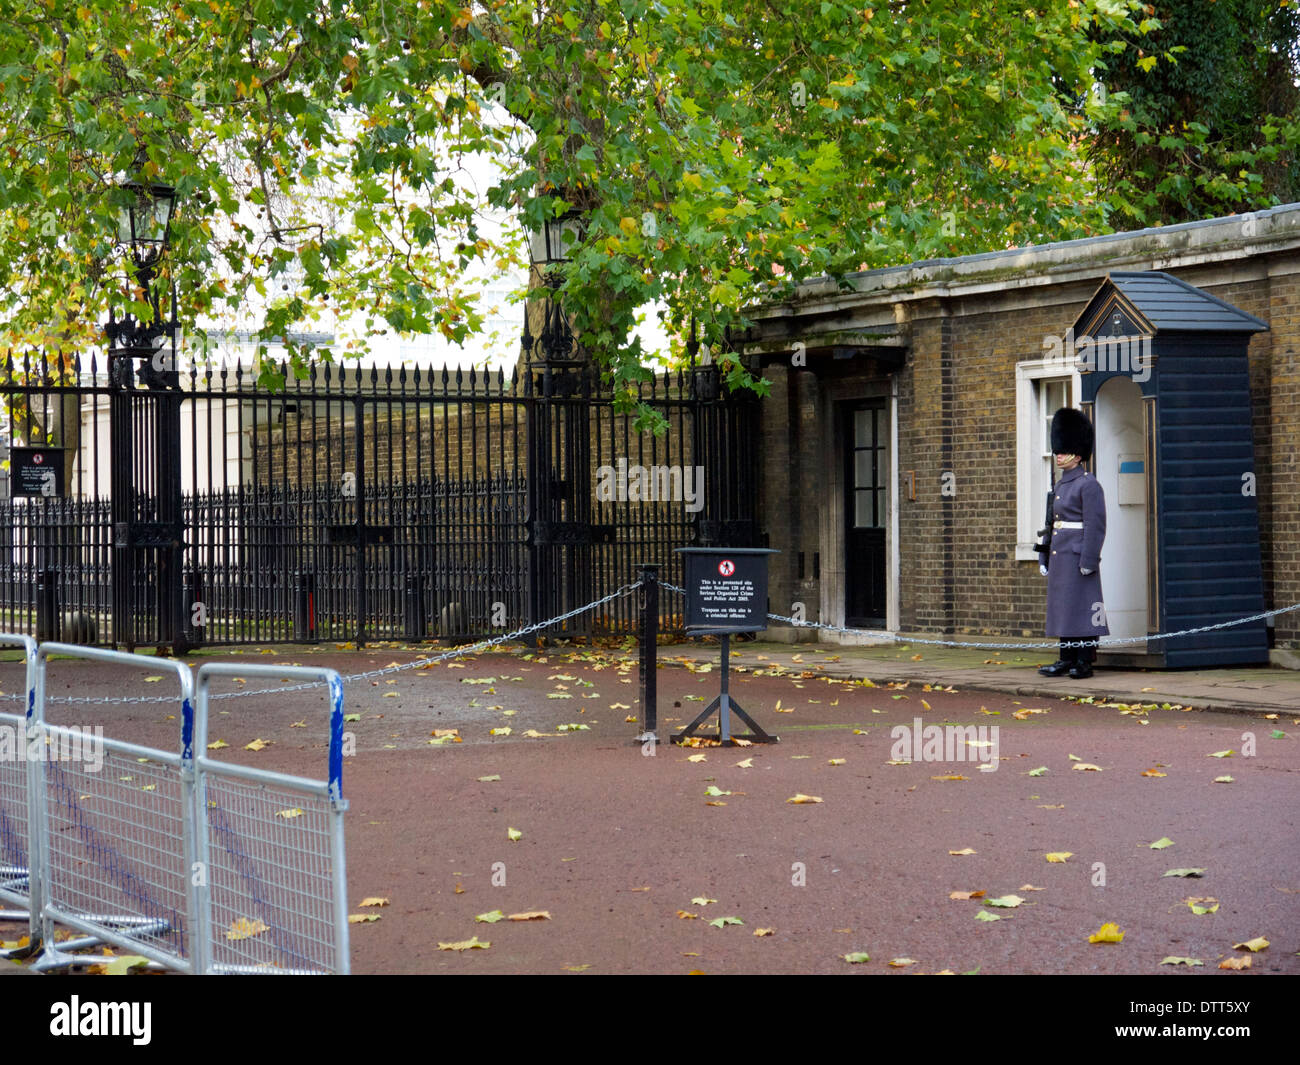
xmin=2 ymin=642 xmax=1298 ymax=977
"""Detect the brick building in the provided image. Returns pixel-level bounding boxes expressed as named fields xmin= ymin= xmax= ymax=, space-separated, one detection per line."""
xmin=741 ymin=204 xmax=1300 ymax=661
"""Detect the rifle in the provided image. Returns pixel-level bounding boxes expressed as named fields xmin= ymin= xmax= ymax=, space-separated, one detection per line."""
xmin=1033 ymin=485 xmax=1055 ymax=565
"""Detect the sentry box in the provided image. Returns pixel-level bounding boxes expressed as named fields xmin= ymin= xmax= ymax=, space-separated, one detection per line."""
xmin=674 ymin=547 xmax=779 ymax=745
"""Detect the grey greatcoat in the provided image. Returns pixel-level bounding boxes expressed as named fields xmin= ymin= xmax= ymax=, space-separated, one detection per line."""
xmin=1045 ymin=464 xmax=1109 ymax=637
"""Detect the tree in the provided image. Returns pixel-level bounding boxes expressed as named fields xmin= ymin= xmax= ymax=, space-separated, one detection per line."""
xmin=0 ymin=0 xmax=1158 ymax=425
xmin=1088 ymin=0 xmax=1300 ymax=227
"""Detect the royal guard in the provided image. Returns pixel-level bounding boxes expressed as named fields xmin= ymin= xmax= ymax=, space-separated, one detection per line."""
xmin=1038 ymin=408 xmax=1108 ymax=679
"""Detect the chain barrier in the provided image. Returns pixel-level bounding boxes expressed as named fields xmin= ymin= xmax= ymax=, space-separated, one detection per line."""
xmin=657 ymin=581 xmax=1300 ymax=652
xmin=0 ymin=582 xmax=644 ymax=707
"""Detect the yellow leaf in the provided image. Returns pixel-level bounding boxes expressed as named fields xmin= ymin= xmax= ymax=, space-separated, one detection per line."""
xmin=382 ymin=691 xmax=398 ymax=698
xmin=1071 ymin=763 xmax=1103 ymax=772
xmin=735 ymin=757 xmax=754 ymax=768
xmin=489 ymin=727 xmax=512 ymax=736
xmin=786 ymin=793 xmax=823 ymax=804
xmin=207 ymin=740 xmax=229 ymax=750
xmin=690 ymin=897 xmax=717 ymax=906
xmin=358 ymin=897 xmax=389 ymax=908
xmin=1232 ymin=936 xmax=1269 ymax=952
xmin=687 ymin=753 xmax=707 ymax=763
xmin=1045 ymin=852 xmax=1073 ymax=863
xmin=1140 ymin=768 xmax=1166 ymax=777
xmin=430 ymin=728 xmax=459 ymax=738
xmin=949 ymin=848 xmax=976 ymax=856
xmin=507 ymin=827 xmax=522 ymax=842
xmin=438 ymin=936 xmax=489 ymax=951
xmin=275 ymin=808 xmax=303 ymax=819
xmin=828 ymin=758 xmax=847 ymax=766
xmin=931 ymin=774 xmax=967 ymax=781
xmin=949 ymin=890 xmax=985 ymax=900
xmin=143 ymin=675 xmax=162 ymax=683
xmin=888 ymin=957 xmax=917 ymax=967
xmin=1088 ymin=922 xmax=1125 ymax=944
xmin=732 ymin=738 xmax=753 ymax=747
xmin=290 ymin=720 xmax=307 ymax=728
xmin=677 ymin=910 xmax=698 ymax=919
xmin=753 ymin=928 xmax=775 ymax=937
xmin=226 ymin=917 xmax=270 ymax=941
xmin=348 ymin=914 xmax=381 ymax=923
xmin=1218 ymin=956 xmax=1251 ymax=970
xmin=244 ymin=738 xmax=270 ymax=752
xmin=507 ymin=911 xmax=550 ymax=921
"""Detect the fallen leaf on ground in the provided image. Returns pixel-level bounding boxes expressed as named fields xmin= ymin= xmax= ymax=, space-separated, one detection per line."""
xmin=475 ymin=910 xmax=505 ymax=923
xmin=1018 ymin=884 xmax=1045 ymax=892
xmin=1088 ymin=922 xmax=1125 ymax=943
xmin=828 ymin=758 xmax=847 ymax=766
xmin=1162 ymin=868 xmax=1205 ymax=878
xmin=931 ymin=774 xmax=968 ymax=781
xmin=690 ymin=897 xmax=717 ymax=906
xmin=843 ymin=952 xmax=870 ymax=963
xmin=984 ymin=895 xmax=1024 ymax=908
xmin=754 ymin=928 xmax=775 ymax=937
xmin=949 ymin=890 xmax=986 ymax=900
xmin=104 ymin=955 xmax=152 ymax=975
xmin=1232 ymin=936 xmax=1269 ymax=952
xmin=438 ymin=937 xmax=489 ymax=951
xmin=431 ymin=728 xmax=459 ymax=738
xmin=290 ymin=720 xmax=307 ymax=728
xmin=1027 ymin=766 xmax=1048 ymax=777
xmin=709 ymin=916 xmax=743 ymax=928
xmin=1045 ymin=852 xmax=1073 ymax=863
xmin=1149 ymin=836 xmax=1175 ymax=850
xmin=949 ymin=848 xmax=976 ymax=856
xmin=975 ymin=910 xmax=1006 ymax=922
xmin=244 ymin=738 xmax=270 ymax=752
xmin=1213 ymin=775 xmax=1234 ymax=783
xmin=888 ymin=957 xmax=917 ymax=967
xmin=687 ymin=753 xmax=707 ymax=763
xmin=1218 ymin=956 xmax=1250 ymax=970
xmin=477 ymin=775 xmax=501 ymax=782
xmin=358 ymin=897 xmax=389 ymax=908
xmin=735 ymin=757 xmax=754 ymax=768
xmin=507 ymin=827 xmax=522 ymax=842
xmin=1013 ymin=708 xmax=1048 ymax=720
xmin=226 ymin=918 xmax=270 ymax=941
xmin=705 ymin=785 xmax=731 ymax=797
xmin=786 ymin=793 xmax=823 ymax=804
xmin=1072 ymin=762 xmax=1103 ymax=772
xmin=1161 ymin=956 xmax=1204 ymax=967
xmin=1208 ymin=749 xmax=1233 ymax=758
xmin=1186 ymin=897 xmax=1219 ymax=915
xmin=508 ymin=911 xmax=550 ymax=921
xmin=677 ymin=911 xmax=698 ymax=919
xmin=489 ymin=727 xmax=512 ymax=736
xmin=1140 ymin=768 xmax=1167 ymax=777
xmin=348 ymin=914 xmax=381 ymax=923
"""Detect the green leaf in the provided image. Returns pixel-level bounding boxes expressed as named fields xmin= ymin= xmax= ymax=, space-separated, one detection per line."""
xmin=842 ymin=951 xmax=871 ymax=963
xmin=708 ymin=916 xmax=743 ymax=928
xmin=975 ymin=910 xmax=1007 ymax=922
xmin=475 ymin=910 xmax=505 ymax=923
xmin=1149 ymin=837 xmax=1174 ymax=850
xmin=1027 ymin=766 xmax=1048 ymax=777
xmin=1160 ymin=956 xmax=1203 ymax=967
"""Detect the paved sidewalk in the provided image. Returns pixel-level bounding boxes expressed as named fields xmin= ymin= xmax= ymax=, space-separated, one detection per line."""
xmin=655 ymin=635 xmax=1300 ymax=716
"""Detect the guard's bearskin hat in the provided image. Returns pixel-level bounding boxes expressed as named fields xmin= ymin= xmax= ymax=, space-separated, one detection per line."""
xmin=1050 ymin=407 xmax=1094 ymax=463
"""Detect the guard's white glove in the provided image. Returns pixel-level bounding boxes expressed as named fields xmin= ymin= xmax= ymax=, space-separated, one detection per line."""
xmin=1039 ymin=564 xmax=1048 ymax=577
xmin=1080 ymin=567 xmax=1094 ymax=576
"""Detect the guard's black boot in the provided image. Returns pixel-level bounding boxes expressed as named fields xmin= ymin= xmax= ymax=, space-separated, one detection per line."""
xmin=1067 ymin=661 xmax=1094 ymax=679
xmin=1038 ymin=660 xmax=1072 ymax=677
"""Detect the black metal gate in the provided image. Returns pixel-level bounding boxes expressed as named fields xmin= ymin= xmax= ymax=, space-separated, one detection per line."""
xmin=0 ymin=345 xmax=758 ymax=649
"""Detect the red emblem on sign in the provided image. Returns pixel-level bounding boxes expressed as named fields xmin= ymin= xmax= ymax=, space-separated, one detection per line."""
xmin=32 ymin=453 xmax=43 ymax=464
xmin=718 ymin=559 xmax=735 ymax=577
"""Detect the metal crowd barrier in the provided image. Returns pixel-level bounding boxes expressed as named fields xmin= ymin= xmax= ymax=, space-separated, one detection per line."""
xmin=0 ymin=634 xmax=38 ymax=957
xmin=30 ymin=644 xmax=200 ymax=973
xmin=0 ymin=637 xmax=351 ymax=974
xmin=194 ymin=664 xmax=349 ymax=975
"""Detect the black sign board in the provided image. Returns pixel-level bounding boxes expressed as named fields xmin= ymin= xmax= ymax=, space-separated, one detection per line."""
xmin=678 ymin=547 xmax=777 ymax=633
xmin=10 ymin=447 xmax=64 ymax=498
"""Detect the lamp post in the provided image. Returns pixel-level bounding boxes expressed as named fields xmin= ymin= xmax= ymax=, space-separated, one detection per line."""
xmin=106 ymin=177 xmax=189 ymax=654
xmin=521 ymin=197 xmax=601 ymax=639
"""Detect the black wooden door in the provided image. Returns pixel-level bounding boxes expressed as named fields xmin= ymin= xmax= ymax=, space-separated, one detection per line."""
xmin=845 ymin=403 xmax=887 ymax=627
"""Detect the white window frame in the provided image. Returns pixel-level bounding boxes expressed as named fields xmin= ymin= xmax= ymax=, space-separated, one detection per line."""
xmin=1014 ymin=358 xmax=1081 ymax=561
